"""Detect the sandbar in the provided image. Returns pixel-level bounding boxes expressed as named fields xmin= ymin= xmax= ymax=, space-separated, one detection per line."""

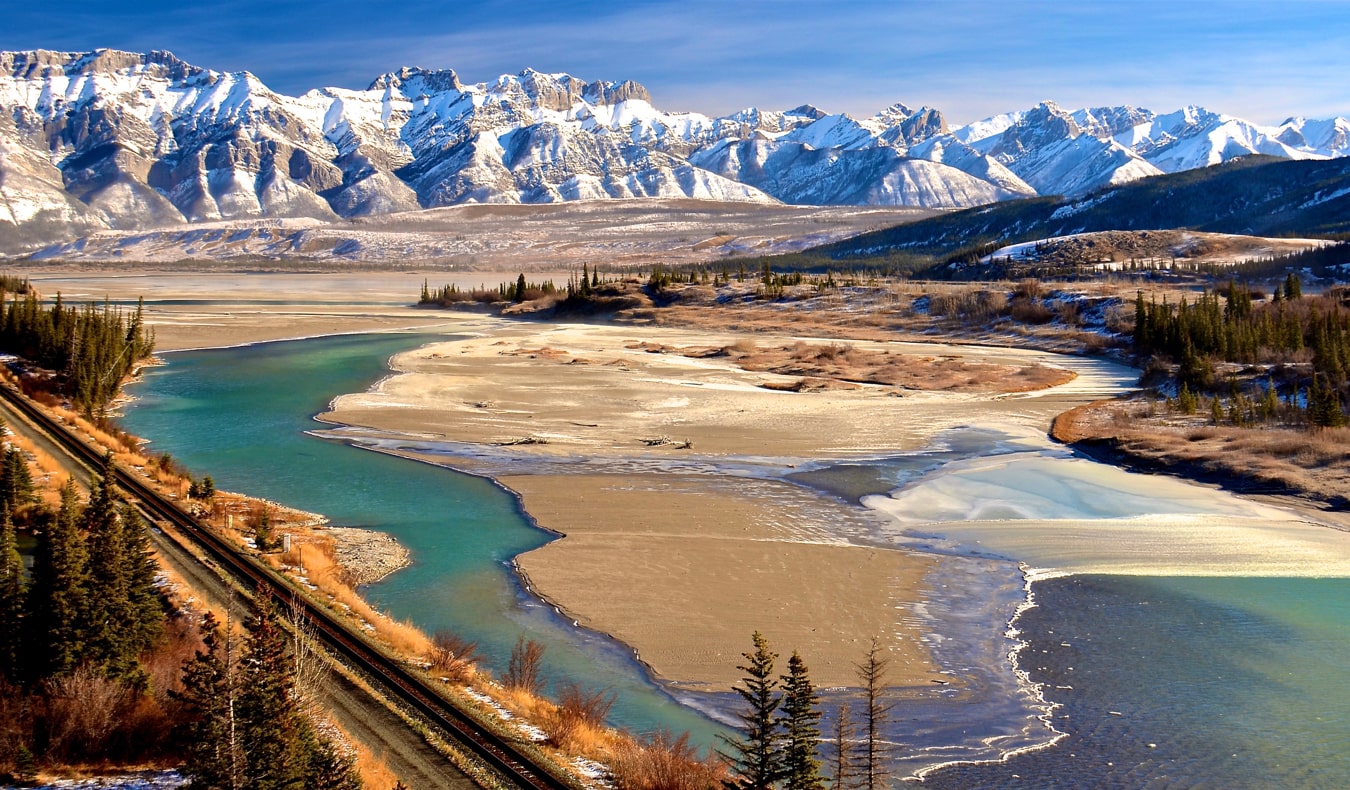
xmin=317 ymin=317 xmax=1134 ymax=691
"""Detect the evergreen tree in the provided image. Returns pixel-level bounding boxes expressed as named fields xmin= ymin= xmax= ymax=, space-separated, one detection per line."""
xmin=0 ymin=514 xmax=25 ymax=681
xmin=119 ymin=506 xmax=165 ymax=671
xmin=238 ymin=599 xmax=307 ymax=790
xmin=1308 ymin=374 xmax=1347 ymax=428
xmin=514 ymin=273 xmax=527 ymax=303
xmin=84 ymin=470 xmax=131 ymax=677
xmin=722 ymin=631 xmax=783 ymax=790
xmin=778 ymin=652 xmax=824 ymax=790
xmin=253 ymin=508 xmax=276 ymax=552
xmin=0 ymin=444 xmax=35 ymax=514
xmin=855 ymin=638 xmax=892 ymax=790
xmin=1285 ymin=273 xmax=1302 ymax=300
xmin=306 ymin=735 xmax=362 ymax=790
xmin=28 ymin=481 xmax=89 ymax=678
xmin=174 ymin=612 xmax=244 ymax=790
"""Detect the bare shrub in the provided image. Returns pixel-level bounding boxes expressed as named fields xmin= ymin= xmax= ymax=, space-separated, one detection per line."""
xmin=43 ymin=667 xmax=131 ymax=760
xmin=1015 ymin=278 xmax=1043 ymax=300
xmin=1055 ymin=300 xmax=1082 ymax=326
xmin=726 ymin=338 xmax=758 ymax=355
xmin=608 ymin=729 xmax=727 ymax=790
xmin=430 ymin=630 xmax=480 ymax=682
xmin=1104 ymin=302 xmax=1135 ymax=334
xmin=813 ymin=343 xmax=849 ymax=362
xmin=503 ymin=636 xmax=545 ymax=696
xmin=1009 ymin=297 xmax=1053 ymax=324
xmin=539 ymin=683 xmax=615 ymax=752
xmin=928 ymin=288 xmax=1008 ymax=322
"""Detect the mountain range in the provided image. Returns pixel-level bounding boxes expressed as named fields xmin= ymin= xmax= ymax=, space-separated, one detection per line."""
xmin=795 ymin=155 xmax=1350 ymax=270
xmin=2 ymin=48 xmax=1349 ymax=254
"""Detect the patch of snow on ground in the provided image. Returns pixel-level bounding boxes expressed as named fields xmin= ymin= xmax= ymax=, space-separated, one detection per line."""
xmin=37 ymin=770 xmax=186 ymax=789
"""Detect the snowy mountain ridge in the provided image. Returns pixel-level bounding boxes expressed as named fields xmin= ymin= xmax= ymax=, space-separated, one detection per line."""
xmin=2 ymin=48 xmax=1347 ymax=253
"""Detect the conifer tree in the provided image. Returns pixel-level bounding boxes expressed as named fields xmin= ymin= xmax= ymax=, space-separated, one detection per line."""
xmin=0 ymin=514 xmax=25 ymax=681
xmin=779 ymin=651 xmax=825 ymax=790
xmin=722 ymin=631 xmax=783 ymax=789
xmin=119 ymin=506 xmax=165 ymax=671
xmin=174 ymin=612 xmax=244 ymax=789
xmin=307 ymin=735 xmax=362 ymax=790
xmin=28 ymin=481 xmax=89 ymax=678
xmin=238 ymin=599 xmax=308 ymax=790
xmin=0 ymin=444 xmax=35 ymax=514
xmin=84 ymin=470 xmax=130 ymax=677
xmin=1308 ymin=373 xmax=1347 ymax=428
xmin=855 ymin=638 xmax=892 ymax=790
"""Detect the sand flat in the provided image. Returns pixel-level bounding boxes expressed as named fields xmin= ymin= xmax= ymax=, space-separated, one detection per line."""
xmin=506 ymin=473 xmax=942 ymax=690
xmin=315 ymin=318 xmax=1138 ymax=690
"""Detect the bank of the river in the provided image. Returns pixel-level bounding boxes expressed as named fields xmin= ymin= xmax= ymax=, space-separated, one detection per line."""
xmin=73 ymin=268 xmax=1350 ymax=785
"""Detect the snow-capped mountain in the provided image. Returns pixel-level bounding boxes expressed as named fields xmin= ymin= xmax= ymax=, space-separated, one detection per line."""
xmin=2 ymin=48 xmax=1348 ymax=254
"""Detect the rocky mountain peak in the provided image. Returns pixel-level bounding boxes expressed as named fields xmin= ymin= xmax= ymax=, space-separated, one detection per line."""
xmin=3 ymin=47 xmax=1349 ymax=256
xmin=368 ymin=66 xmax=462 ymax=95
xmin=785 ymin=104 xmax=827 ymax=119
xmin=2 ymin=48 xmax=203 ymax=82
xmin=1073 ymin=105 xmax=1155 ymax=138
xmin=582 ymin=78 xmax=651 ymax=107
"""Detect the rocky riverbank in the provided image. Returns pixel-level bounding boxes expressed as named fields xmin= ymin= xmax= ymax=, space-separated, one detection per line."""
xmin=322 ymin=526 xmax=412 ymax=586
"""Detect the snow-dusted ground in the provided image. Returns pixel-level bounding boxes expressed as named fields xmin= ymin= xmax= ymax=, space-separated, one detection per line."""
xmin=23 ymin=200 xmax=931 ymax=268
xmin=982 ymin=229 xmax=1328 ymax=268
xmin=33 ymin=771 xmax=185 ymax=789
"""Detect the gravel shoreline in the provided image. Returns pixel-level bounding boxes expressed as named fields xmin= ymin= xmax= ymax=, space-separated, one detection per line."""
xmin=322 ymin=526 xmax=412 ymax=586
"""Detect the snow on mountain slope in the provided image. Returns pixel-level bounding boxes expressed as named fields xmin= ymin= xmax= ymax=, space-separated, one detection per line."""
xmin=907 ymin=135 xmax=1036 ymax=196
xmin=690 ymin=138 xmax=1022 ymax=207
xmin=2 ymin=47 xmax=1349 ymax=255
xmin=1117 ymin=106 xmax=1315 ymax=173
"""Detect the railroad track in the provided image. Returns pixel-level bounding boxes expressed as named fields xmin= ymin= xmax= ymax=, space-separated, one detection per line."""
xmin=0 ymin=384 xmax=577 ymax=790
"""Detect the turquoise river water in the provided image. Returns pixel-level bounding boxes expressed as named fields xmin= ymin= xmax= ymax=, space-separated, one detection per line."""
xmin=122 ymin=331 xmax=1350 ymax=786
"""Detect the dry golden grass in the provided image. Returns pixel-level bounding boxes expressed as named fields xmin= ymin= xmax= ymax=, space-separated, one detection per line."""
xmin=1056 ymin=398 xmax=1350 ymax=505
xmin=271 ymin=538 xmax=433 ymax=658
xmin=349 ymin=741 xmax=402 ymax=790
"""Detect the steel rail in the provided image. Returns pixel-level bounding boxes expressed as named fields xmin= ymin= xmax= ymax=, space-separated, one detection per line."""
xmin=0 ymin=384 xmax=576 ymax=790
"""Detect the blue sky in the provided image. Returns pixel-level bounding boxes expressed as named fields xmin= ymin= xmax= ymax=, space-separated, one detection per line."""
xmin=3 ymin=0 xmax=1348 ymax=124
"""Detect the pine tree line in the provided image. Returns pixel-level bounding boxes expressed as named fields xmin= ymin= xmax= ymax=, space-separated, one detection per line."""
xmin=720 ymin=632 xmax=893 ymax=790
xmin=1 ymin=462 xmax=162 ymax=686
xmin=0 ymin=450 xmax=364 ymax=785
xmin=419 ymin=275 xmax=561 ymax=306
xmin=0 ymin=455 xmax=172 ymax=775
xmin=0 ymin=291 xmax=155 ymax=417
xmin=1133 ymin=281 xmax=1350 ymax=426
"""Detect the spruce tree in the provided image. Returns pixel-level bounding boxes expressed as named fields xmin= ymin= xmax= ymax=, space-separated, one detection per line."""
xmin=779 ymin=651 xmax=825 ymax=790
xmin=0 ymin=514 xmax=25 ymax=681
xmin=1308 ymin=374 xmax=1347 ymax=428
xmin=84 ymin=470 xmax=131 ymax=677
xmin=175 ymin=612 xmax=244 ymax=789
xmin=721 ymin=631 xmax=783 ymax=789
xmin=855 ymin=638 xmax=892 ymax=790
xmin=119 ymin=506 xmax=165 ymax=671
xmin=306 ymin=734 xmax=362 ymax=790
xmin=238 ymin=599 xmax=307 ymax=790
xmin=28 ymin=481 xmax=89 ymax=678
xmin=0 ymin=444 xmax=35 ymax=514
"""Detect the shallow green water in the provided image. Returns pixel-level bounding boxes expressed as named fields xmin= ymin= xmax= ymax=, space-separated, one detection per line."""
xmin=123 ymin=331 xmax=1350 ymax=785
xmin=122 ymin=331 xmax=726 ymax=743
